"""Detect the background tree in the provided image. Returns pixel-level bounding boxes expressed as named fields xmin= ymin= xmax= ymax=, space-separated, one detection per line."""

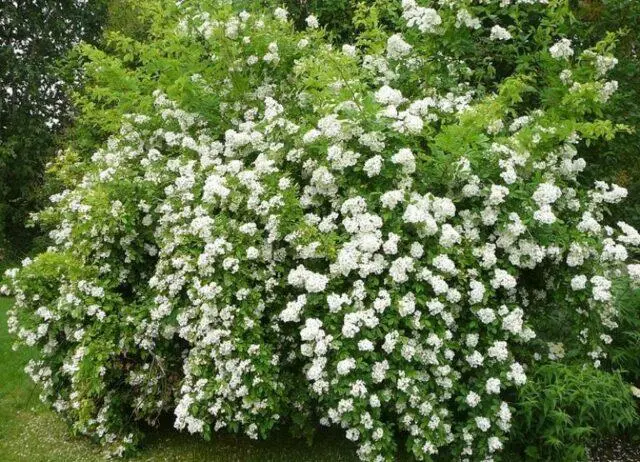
xmin=0 ymin=0 xmax=107 ymax=260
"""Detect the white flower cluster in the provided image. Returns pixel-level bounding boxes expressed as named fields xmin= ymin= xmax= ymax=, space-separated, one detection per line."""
xmin=490 ymin=25 xmax=512 ymax=41
xmin=550 ymin=38 xmax=574 ymax=60
xmin=401 ymin=0 xmax=442 ymax=33
xmin=386 ymin=34 xmax=413 ymax=60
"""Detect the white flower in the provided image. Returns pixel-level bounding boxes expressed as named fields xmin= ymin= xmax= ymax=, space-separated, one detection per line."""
xmin=488 ymin=436 xmax=503 ymax=453
xmin=382 ymin=331 xmax=399 ymax=353
xmin=391 ymin=148 xmax=416 ymax=174
xmin=363 ymin=155 xmax=383 ymax=177
xmin=475 ymin=416 xmax=491 ymax=432
xmin=548 ymin=342 xmax=566 ymax=360
xmin=337 ymin=357 xmax=356 ymax=375
xmin=549 ymin=38 xmax=574 ymax=60
xmin=305 ymin=15 xmax=320 ymax=29
xmin=477 ymin=308 xmax=496 ymax=325
xmin=578 ymin=212 xmax=601 ymax=234
xmin=202 ymin=174 xmax=230 ymax=201
xmin=246 ymin=247 xmax=259 ymax=260
xmin=398 ymin=292 xmax=416 ymax=317
xmin=488 ymin=341 xmax=509 ymax=362
xmin=618 ymin=221 xmax=640 ymax=245
xmin=466 ymin=391 xmax=481 ymax=408
xmin=567 ymin=242 xmax=588 ymax=267
xmin=280 ymin=295 xmax=307 ymax=323
xmin=490 ymin=25 xmax=512 ymax=41
xmin=456 ymin=9 xmax=481 ymax=29
xmin=305 ymin=272 xmax=329 ymax=293
xmin=533 ymin=205 xmax=557 ymax=224
xmin=433 ymin=254 xmax=457 ymax=274
xmin=560 ymin=69 xmax=573 ymax=84
xmin=386 ymin=34 xmax=412 ymax=59
xmin=358 ymin=339 xmax=374 ymax=352
xmin=487 ymin=184 xmax=509 ymax=205
xmin=590 ymin=275 xmax=612 ymax=301
xmin=342 ymin=44 xmax=357 ymax=57
xmin=381 ymin=190 xmax=404 ymax=209
xmin=346 ymin=428 xmax=360 ymax=441
xmin=372 ymin=360 xmax=389 ymax=383
xmin=491 ymin=269 xmax=517 ymax=290
xmin=501 ymin=308 xmax=524 ymax=335
xmin=410 ymin=242 xmax=424 ymax=258
xmin=300 ymin=318 xmax=323 ymax=342
xmin=402 ymin=0 xmax=442 ymax=33
xmin=439 ymin=224 xmax=461 ymax=248
xmin=469 ymin=280 xmax=486 ymax=304
xmin=222 ymin=257 xmax=239 ymax=273
xmin=288 ymin=265 xmax=329 ymax=293
xmin=486 ymin=378 xmax=501 ymax=394
xmin=381 ymin=233 xmax=398 ymax=255
xmin=595 ymin=55 xmax=618 ymax=77
xmin=533 ymin=182 xmax=562 ymax=206
xmin=375 ymin=85 xmax=405 ymax=106
xmin=507 ymin=362 xmax=527 ymax=386
xmin=389 ymin=256 xmax=414 ymax=283
xmin=432 ymin=197 xmax=456 ymax=221
xmin=570 ymin=275 xmax=587 ymax=291
xmin=466 ymin=350 xmax=485 ymax=368
xmin=273 ymin=7 xmax=288 ymax=21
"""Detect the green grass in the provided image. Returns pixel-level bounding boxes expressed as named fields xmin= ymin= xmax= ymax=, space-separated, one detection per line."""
xmin=0 ymin=297 xmax=359 ymax=461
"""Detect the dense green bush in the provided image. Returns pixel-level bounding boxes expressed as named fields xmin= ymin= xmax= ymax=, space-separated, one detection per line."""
xmin=279 ymin=0 xmax=359 ymax=41
xmin=607 ymin=280 xmax=640 ymax=384
xmin=2 ymin=0 xmax=640 ymax=461
xmin=511 ymin=364 xmax=637 ymax=461
xmin=0 ymin=0 xmax=107 ymax=258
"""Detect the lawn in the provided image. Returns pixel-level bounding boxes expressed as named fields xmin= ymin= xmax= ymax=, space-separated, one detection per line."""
xmin=0 ymin=297 xmax=358 ymax=461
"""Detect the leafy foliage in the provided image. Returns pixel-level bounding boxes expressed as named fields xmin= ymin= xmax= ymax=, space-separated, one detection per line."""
xmin=511 ymin=364 xmax=638 ymax=461
xmin=0 ymin=0 xmax=107 ymax=258
xmin=572 ymin=0 xmax=640 ymax=229
xmin=283 ymin=0 xmax=640 ymax=228
xmin=607 ymin=280 xmax=640 ymax=384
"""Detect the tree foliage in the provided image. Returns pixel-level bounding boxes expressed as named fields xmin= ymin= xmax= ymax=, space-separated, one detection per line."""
xmin=0 ymin=0 xmax=107 ymax=257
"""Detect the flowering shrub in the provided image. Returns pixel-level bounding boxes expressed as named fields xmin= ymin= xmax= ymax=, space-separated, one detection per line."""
xmin=285 ymin=0 xmax=640 ymax=232
xmin=3 ymin=0 xmax=640 ymax=460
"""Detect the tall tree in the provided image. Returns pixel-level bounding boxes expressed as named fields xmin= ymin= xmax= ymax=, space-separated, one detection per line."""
xmin=0 ymin=0 xmax=106 ymax=258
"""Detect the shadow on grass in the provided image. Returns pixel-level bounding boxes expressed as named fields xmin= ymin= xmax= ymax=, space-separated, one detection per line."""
xmin=135 ymin=421 xmax=359 ymax=462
